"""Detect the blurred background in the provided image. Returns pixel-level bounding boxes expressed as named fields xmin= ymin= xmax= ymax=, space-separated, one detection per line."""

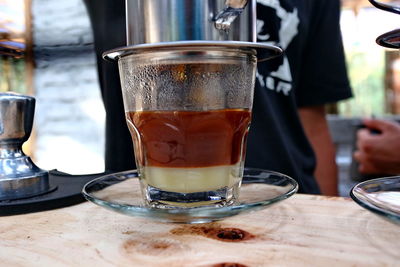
xmin=0 ymin=0 xmax=399 ymax=195
xmin=0 ymin=0 xmax=104 ymax=174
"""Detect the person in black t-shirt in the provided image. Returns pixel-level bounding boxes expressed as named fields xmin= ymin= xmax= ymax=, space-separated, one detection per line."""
xmin=247 ymin=0 xmax=352 ymax=195
xmin=83 ymin=0 xmax=352 ymax=195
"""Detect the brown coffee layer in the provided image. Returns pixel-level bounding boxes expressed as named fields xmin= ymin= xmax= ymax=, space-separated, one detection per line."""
xmin=126 ymin=109 xmax=251 ymax=168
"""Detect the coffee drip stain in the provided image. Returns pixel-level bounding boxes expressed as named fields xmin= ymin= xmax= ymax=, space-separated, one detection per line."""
xmin=122 ymin=239 xmax=187 ymax=256
xmin=216 ymin=228 xmax=248 ymax=241
xmin=170 ymin=224 xmax=255 ymax=242
xmin=212 ymin=263 xmax=248 ymax=267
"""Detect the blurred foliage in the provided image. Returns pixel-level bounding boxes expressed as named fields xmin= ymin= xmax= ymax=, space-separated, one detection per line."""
xmin=0 ymin=56 xmax=27 ymax=93
xmin=338 ymin=49 xmax=386 ymax=117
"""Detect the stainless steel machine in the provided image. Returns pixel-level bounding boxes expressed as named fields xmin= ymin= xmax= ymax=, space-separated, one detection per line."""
xmin=105 ymin=0 xmax=282 ymax=61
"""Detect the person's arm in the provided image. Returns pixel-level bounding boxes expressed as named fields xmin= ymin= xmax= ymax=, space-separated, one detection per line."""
xmin=354 ymin=118 xmax=400 ymax=175
xmin=298 ymin=106 xmax=338 ymax=196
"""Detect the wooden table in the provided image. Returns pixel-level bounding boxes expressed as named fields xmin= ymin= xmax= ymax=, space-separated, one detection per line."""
xmin=1 ymin=194 xmax=399 ymax=266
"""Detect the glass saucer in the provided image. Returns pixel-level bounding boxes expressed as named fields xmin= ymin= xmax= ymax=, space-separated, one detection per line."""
xmin=82 ymin=168 xmax=298 ymax=224
xmin=350 ymin=176 xmax=400 ymax=225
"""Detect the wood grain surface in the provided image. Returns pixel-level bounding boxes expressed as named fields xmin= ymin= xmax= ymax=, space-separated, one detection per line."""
xmin=1 ymin=194 xmax=399 ymax=267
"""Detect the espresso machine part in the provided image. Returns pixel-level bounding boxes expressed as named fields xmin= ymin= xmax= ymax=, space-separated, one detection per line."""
xmin=126 ymin=0 xmax=254 ymax=45
xmin=214 ymin=0 xmax=250 ymax=31
xmin=105 ymin=0 xmax=282 ymax=62
xmin=0 ymin=92 xmax=104 ymax=215
xmin=0 ymin=92 xmax=51 ymax=200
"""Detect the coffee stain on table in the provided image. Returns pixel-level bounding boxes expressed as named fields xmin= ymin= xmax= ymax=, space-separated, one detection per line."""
xmin=122 ymin=238 xmax=189 ymax=256
xmin=170 ymin=223 xmax=255 ymax=242
xmin=212 ymin=263 xmax=248 ymax=267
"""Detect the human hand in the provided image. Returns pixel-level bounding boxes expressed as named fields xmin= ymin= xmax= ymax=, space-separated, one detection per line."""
xmin=353 ymin=118 xmax=400 ymax=175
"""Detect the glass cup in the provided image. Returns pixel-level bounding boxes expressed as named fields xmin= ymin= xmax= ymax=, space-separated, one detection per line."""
xmin=117 ymin=46 xmax=257 ymax=208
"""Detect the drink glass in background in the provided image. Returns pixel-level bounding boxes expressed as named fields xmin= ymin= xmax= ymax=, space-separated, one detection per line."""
xmin=118 ymin=46 xmax=257 ymax=208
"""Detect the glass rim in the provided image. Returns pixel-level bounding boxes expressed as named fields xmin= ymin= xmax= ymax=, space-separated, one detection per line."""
xmin=376 ymin=28 xmax=400 ymax=49
xmin=103 ymin=41 xmax=283 ymax=62
xmin=118 ymin=48 xmax=258 ymax=65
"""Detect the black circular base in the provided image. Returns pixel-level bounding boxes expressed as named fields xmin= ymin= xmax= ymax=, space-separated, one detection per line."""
xmin=0 ymin=170 xmax=107 ymax=216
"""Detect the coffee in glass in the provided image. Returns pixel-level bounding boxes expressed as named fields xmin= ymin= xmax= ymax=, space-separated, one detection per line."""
xmin=118 ymin=46 xmax=257 ymax=208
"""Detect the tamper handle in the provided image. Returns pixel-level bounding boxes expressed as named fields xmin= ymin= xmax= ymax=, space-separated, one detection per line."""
xmin=0 ymin=92 xmax=35 ymax=144
xmin=0 ymin=92 xmax=50 ymax=201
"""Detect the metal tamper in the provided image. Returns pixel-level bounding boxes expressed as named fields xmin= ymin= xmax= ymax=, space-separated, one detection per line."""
xmin=0 ymin=92 xmax=50 ymax=200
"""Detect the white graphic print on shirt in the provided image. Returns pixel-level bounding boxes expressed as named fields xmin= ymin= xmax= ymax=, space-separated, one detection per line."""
xmin=256 ymin=0 xmax=299 ymax=95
